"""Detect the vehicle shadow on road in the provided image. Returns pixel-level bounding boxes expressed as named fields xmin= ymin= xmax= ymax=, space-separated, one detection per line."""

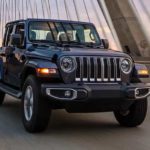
xmin=0 ymin=96 xmax=149 ymax=150
xmin=1 ymin=95 xmax=148 ymax=136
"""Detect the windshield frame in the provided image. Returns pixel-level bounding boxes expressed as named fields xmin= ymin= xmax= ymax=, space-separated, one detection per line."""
xmin=27 ymin=20 xmax=101 ymax=47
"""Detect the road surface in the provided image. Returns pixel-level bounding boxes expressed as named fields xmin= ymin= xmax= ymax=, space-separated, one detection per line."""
xmin=0 ymin=95 xmax=150 ymax=150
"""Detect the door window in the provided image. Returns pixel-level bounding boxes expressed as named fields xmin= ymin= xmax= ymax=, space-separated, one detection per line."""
xmin=3 ymin=24 xmax=14 ymax=47
xmin=15 ymin=24 xmax=25 ymax=47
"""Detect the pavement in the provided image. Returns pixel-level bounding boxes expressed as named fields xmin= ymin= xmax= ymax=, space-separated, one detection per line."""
xmin=0 ymin=95 xmax=150 ymax=150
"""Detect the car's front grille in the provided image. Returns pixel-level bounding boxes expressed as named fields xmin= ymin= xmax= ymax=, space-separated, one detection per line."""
xmin=75 ymin=56 xmax=121 ymax=82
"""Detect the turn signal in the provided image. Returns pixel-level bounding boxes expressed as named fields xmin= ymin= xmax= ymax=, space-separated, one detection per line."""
xmin=138 ymin=69 xmax=149 ymax=76
xmin=37 ymin=68 xmax=57 ymax=76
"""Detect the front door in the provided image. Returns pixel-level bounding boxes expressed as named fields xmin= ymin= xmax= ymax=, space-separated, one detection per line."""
xmin=2 ymin=23 xmax=25 ymax=87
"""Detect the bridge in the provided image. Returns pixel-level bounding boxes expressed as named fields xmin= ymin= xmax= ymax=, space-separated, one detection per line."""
xmin=0 ymin=0 xmax=150 ymax=60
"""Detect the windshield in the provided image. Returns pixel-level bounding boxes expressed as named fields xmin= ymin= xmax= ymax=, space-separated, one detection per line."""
xmin=28 ymin=21 xmax=101 ymax=46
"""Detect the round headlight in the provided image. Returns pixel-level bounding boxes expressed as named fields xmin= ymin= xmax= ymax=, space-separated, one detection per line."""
xmin=60 ymin=57 xmax=76 ymax=73
xmin=121 ymin=58 xmax=132 ymax=74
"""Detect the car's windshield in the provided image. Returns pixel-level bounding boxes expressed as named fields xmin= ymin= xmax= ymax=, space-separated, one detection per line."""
xmin=28 ymin=21 xmax=101 ymax=46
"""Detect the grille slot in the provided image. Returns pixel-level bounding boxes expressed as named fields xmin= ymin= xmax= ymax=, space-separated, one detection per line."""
xmin=75 ymin=56 xmax=121 ymax=82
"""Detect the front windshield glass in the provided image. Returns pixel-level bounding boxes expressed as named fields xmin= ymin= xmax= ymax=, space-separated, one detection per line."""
xmin=28 ymin=21 xmax=101 ymax=46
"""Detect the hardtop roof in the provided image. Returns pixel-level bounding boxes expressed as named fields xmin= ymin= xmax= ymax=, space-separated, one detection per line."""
xmin=6 ymin=18 xmax=94 ymax=26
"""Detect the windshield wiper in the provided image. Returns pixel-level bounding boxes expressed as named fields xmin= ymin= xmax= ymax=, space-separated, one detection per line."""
xmin=31 ymin=40 xmax=100 ymax=49
xmin=61 ymin=41 xmax=101 ymax=48
xmin=68 ymin=41 xmax=86 ymax=48
xmin=84 ymin=42 xmax=101 ymax=48
xmin=54 ymin=41 xmax=85 ymax=48
xmin=31 ymin=40 xmax=62 ymax=47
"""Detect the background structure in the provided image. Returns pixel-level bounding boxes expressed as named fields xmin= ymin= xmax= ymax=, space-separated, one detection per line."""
xmin=0 ymin=0 xmax=121 ymax=50
xmin=104 ymin=0 xmax=150 ymax=61
xmin=0 ymin=0 xmax=150 ymax=60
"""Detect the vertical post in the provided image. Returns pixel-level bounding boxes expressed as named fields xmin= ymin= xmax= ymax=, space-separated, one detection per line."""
xmin=72 ymin=0 xmax=80 ymax=21
xmin=101 ymin=0 xmax=150 ymax=58
xmin=56 ymin=0 xmax=60 ymax=19
xmin=35 ymin=0 xmax=38 ymax=18
xmin=47 ymin=0 xmax=51 ymax=18
xmin=14 ymin=0 xmax=16 ymax=20
xmin=22 ymin=0 xmax=24 ymax=19
xmin=41 ymin=0 xmax=45 ymax=18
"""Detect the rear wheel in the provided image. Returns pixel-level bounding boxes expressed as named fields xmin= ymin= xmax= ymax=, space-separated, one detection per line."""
xmin=22 ymin=75 xmax=51 ymax=133
xmin=114 ymin=99 xmax=148 ymax=127
xmin=0 ymin=91 xmax=5 ymax=106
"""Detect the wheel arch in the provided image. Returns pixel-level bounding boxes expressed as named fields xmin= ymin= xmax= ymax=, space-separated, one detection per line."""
xmin=20 ymin=59 xmax=58 ymax=88
xmin=20 ymin=66 xmax=37 ymax=89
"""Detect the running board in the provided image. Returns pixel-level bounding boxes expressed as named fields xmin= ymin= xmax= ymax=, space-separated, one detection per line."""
xmin=0 ymin=83 xmax=22 ymax=98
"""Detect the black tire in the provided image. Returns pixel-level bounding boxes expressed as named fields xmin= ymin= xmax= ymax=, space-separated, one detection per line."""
xmin=21 ymin=75 xmax=51 ymax=133
xmin=0 ymin=91 xmax=5 ymax=106
xmin=114 ymin=99 xmax=148 ymax=127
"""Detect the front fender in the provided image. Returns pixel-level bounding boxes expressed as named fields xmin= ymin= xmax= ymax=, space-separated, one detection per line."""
xmin=20 ymin=59 xmax=58 ymax=79
xmin=132 ymin=63 xmax=150 ymax=83
xmin=25 ymin=59 xmax=58 ymax=69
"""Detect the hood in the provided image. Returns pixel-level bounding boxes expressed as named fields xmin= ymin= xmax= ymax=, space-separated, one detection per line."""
xmin=26 ymin=45 xmax=129 ymax=60
xmin=64 ymin=47 xmax=128 ymax=57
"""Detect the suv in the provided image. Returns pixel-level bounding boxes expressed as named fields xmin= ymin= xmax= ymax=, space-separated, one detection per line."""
xmin=0 ymin=19 xmax=150 ymax=133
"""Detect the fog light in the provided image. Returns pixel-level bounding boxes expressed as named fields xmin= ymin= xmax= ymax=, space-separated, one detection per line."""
xmin=65 ymin=90 xmax=71 ymax=97
xmin=46 ymin=88 xmax=78 ymax=100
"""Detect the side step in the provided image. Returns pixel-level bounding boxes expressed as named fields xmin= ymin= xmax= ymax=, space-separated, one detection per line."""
xmin=0 ymin=83 xmax=22 ymax=98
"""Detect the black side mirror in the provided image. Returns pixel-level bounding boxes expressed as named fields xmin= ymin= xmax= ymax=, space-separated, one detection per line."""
xmin=102 ymin=39 xmax=109 ymax=49
xmin=10 ymin=34 xmax=21 ymax=47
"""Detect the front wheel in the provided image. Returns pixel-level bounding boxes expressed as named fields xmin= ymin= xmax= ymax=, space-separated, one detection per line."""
xmin=114 ymin=99 xmax=148 ymax=127
xmin=22 ymin=75 xmax=51 ymax=133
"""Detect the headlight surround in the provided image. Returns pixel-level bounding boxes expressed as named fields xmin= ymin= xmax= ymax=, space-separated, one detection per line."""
xmin=121 ymin=58 xmax=133 ymax=74
xmin=60 ymin=56 xmax=76 ymax=73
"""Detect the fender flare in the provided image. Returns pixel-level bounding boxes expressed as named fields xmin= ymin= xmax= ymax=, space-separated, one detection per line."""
xmin=20 ymin=59 xmax=58 ymax=80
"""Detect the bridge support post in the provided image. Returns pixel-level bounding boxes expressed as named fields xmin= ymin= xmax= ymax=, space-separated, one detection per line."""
xmin=98 ymin=0 xmax=150 ymax=59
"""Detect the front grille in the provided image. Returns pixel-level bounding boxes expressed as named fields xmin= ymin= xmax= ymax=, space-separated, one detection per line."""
xmin=75 ymin=56 xmax=121 ymax=82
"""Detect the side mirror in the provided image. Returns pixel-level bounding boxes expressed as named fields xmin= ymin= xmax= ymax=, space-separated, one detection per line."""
xmin=102 ymin=39 xmax=109 ymax=49
xmin=10 ymin=34 xmax=21 ymax=47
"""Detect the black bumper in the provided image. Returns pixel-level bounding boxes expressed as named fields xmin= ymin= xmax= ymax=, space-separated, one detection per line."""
xmin=41 ymin=83 xmax=150 ymax=112
xmin=41 ymin=83 xmax=150 ymax=102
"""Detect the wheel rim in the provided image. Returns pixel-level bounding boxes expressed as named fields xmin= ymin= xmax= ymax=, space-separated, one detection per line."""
xmin=24 ymin=86 xmax=34 ymax=121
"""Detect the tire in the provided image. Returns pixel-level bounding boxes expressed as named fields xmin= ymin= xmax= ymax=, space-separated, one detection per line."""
xmin=21 ymin=75 xmax=51 ymax=133
xmin=0 ymin=91 xmax=5 ymax=106
xmin=114 ymin=99 xmax=148 ymax=127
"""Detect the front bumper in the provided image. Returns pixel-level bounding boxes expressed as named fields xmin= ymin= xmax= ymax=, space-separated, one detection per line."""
xmin=41 ymin=83 xmax=150 ymax=102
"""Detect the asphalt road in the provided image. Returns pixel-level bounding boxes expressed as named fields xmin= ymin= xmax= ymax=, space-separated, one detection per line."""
xmin=0 ymin=95 xmax=150 ymax=150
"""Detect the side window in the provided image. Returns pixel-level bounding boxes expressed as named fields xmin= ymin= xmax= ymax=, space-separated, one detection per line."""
xmin=3 ymin=25 xmax=14 ymax=47
xmin=3 ymin=27 xmax=9 ymax=47
xmin=15 ymin=24 xmax=25 ymax=47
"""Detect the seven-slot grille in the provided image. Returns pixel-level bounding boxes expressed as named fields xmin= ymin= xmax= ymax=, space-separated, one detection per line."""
xmin=75 ymin=56 xmax=121 ymax=82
